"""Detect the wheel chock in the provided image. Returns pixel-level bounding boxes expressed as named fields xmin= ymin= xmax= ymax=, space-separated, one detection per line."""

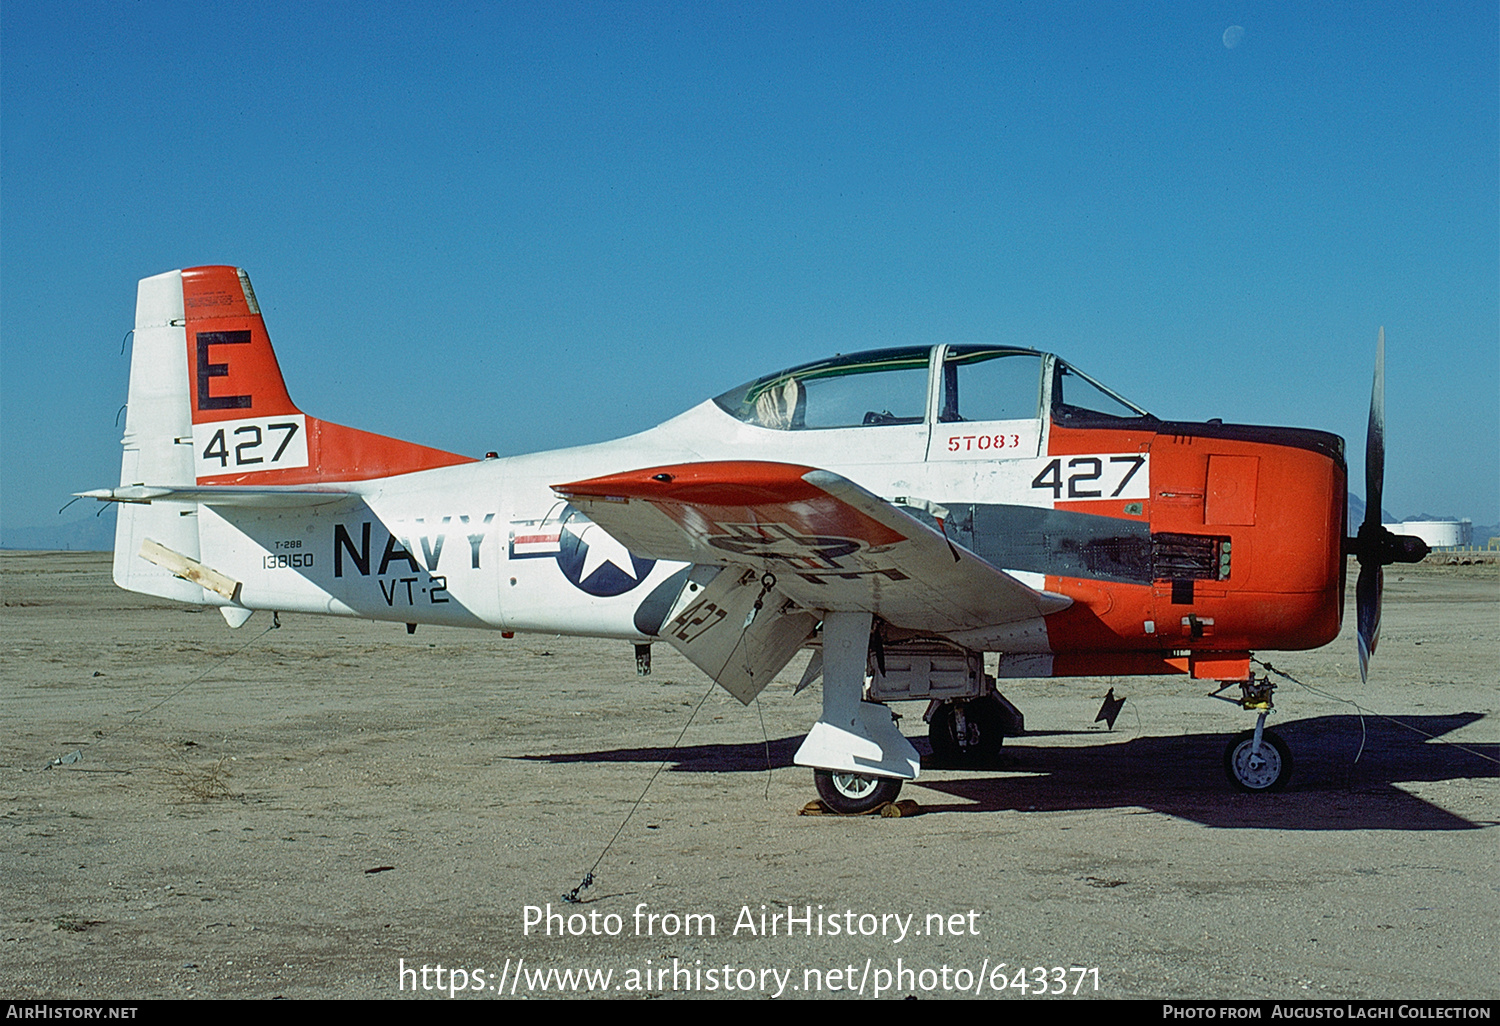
xmin=798 ymin=798 xmax=922 ymax=817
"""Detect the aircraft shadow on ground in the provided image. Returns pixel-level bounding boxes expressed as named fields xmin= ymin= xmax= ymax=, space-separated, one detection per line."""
xmin=520 ymin=713 xmax=1497 ymax=831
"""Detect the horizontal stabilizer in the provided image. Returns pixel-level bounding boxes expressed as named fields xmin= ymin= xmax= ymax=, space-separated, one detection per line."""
xmin=81 ymin=484 xmax=356 ymax=508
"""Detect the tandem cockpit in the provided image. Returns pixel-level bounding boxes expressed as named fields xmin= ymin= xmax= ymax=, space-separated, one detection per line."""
xmin=713 ymin=346 xmax=1152 ymax=432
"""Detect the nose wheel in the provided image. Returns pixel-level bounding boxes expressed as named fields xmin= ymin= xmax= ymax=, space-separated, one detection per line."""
xmin=1217 ymin=676 xmax=1293 ymax=792
xmin=1223 ymin=727 xmax=1292 ymax=792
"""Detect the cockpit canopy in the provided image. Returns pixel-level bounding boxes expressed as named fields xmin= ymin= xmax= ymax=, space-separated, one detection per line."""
xmin=713 ymin=345 xmax=1151 ymax=431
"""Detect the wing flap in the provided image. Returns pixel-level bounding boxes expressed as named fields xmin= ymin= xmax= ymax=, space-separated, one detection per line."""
xmin=555 ymin=461 xmax=1070 ymax=634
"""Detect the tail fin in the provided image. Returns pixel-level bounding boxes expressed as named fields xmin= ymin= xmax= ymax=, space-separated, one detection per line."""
xmin=111 ymin=266 xmax=473 ymax=602
xmin=179 ymin=266 xmax=472 ymax=485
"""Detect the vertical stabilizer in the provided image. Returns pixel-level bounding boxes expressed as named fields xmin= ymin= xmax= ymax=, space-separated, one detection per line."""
xmin=109 ymin=265 xmax=475 ymax=604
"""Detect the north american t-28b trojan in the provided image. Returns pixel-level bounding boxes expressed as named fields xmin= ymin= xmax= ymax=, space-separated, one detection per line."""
xmin=85 ymin=266 xmax=1426 ymax=812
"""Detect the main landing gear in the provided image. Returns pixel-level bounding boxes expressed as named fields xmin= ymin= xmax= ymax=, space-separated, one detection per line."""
xmin=925 ymin=693 xmax=1021 ymax=766
xmin=813 ymin=769 xmax=904 ymax=815
xmin=1220 ymin=676 xmax=1292 ymax=793
xmin=793 ymin=611 xmax=920 ymax=814
xmin=793 ymin=616 xmax=1033 ymax=811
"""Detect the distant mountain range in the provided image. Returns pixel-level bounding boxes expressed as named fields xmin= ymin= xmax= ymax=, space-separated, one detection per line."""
xmin=2 ymin=508 xmax=117 ymax=552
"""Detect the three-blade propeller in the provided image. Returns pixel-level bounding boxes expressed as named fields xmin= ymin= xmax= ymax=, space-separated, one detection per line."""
xmin=1349 ymin=328 xmax=1429 ymax=682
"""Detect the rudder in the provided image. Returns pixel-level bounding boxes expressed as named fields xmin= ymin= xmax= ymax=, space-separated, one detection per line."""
xmin=113 ymin=269 xmax=203 ymax=601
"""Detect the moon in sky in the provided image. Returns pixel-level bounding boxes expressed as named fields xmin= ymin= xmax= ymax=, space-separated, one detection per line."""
xmin=1223 ymin=25 xmax=1245 ymax=49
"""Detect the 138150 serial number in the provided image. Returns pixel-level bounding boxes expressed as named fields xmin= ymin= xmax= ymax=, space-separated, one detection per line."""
xmin=263 ymin=553 xmax=314 ymax=569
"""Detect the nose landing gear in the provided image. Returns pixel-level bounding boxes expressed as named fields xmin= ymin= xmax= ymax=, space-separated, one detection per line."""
xmin=1220 ymin=676 xmax=1292 ymax=793
xmin=1224 ymin=725 xmax=1292 ymax=792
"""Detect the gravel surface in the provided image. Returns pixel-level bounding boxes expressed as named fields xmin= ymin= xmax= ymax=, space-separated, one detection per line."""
xmin=2 ymin=552 xmax=1495 ymax=1000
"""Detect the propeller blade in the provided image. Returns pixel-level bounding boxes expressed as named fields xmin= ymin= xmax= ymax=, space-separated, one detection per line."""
xmin=1349 ymin=328 xmax=1432 ymax=680
xmin=1355 ymin=561 xmax=1382 ymax=684
xmin=1363 ymin=327 xmax=1385 ymax=531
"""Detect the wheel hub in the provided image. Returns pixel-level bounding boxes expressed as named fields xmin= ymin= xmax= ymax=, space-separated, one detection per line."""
xmin=831 ymin=772 xmax=879 ymax=799
xmin=1231 ymin=741 xmax=1281 ymax=789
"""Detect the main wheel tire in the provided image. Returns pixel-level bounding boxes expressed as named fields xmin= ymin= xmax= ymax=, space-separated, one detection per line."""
xmin=1223 ymin=728 xmax=1293 ymax=792
xmin=928 ymin=696 xmax=1007 ymax=766
xmin=813 ymin=769 xmax=902 ymax=814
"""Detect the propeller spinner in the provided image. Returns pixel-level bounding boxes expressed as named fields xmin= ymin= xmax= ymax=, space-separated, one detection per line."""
xmin=1347 ymin=328 xmax=1429 ymax=681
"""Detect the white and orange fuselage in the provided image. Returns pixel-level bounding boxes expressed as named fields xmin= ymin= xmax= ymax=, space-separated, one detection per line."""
xmin=101 ymin=265 xmax=1346 ymax=694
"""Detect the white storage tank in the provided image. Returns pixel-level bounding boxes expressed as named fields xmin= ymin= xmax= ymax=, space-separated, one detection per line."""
xmin=1381 ymin=520 xmax=1473 ymax=549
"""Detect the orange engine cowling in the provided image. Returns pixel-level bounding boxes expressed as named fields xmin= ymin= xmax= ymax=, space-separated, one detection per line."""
xmin=1041 ymin=420 xmax=1347 ymax=677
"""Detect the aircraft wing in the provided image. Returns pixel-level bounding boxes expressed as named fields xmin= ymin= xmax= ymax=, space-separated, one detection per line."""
xmin=553 ymin=461 xmax=1071 ymax=636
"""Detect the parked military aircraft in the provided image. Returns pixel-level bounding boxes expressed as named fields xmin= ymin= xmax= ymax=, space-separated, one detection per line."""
xmin=85 ymin=266 xmax=1426 ymax=812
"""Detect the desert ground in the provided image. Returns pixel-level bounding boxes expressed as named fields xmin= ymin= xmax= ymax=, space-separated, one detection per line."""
xmin=2 ymin=551 xmax=1495 ymax=1000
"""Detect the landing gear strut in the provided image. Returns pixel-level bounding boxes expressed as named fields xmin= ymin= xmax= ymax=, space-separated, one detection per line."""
xmin=794 ymin=611 xmax=919 ymax=813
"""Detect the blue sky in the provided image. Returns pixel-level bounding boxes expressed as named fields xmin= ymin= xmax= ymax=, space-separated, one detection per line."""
xmin=3 ymin=2 xmax=1496 ymax=537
